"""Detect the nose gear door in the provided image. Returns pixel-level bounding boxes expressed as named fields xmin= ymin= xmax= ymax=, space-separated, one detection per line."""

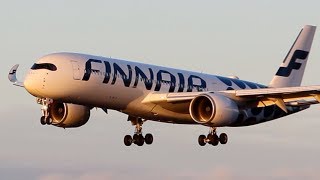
xmin=70 ymin=61 xmax=81 ymax=80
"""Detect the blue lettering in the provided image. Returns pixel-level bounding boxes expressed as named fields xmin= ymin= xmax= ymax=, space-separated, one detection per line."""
xmin=82 ymin=59 xmax=102 ymax=81
xmin=112 ymin=63 xmax=132 ymax=87
xmin=155 ymin=70 xmax=176 ymax=92
xmin=187 ymin=75 xmax=206 ymax=92
xmin=133 ymin=66 xmax=154 ymax=90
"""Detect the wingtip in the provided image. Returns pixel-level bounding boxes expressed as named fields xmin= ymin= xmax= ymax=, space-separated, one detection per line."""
xmin=8 ymin=64 xmax=24 ymax=87
xmin=8 ymin=64 xmax=19 ymax=81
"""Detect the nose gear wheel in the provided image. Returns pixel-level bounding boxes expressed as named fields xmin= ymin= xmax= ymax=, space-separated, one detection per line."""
xmin=37 ymin=98 xmax=53 ymax=125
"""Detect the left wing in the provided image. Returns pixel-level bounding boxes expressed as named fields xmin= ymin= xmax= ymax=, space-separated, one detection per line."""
xmin=142 ymin=85 xmax=320 ymax=113
xmin=8 ymin=64 xmax=24 ymax=87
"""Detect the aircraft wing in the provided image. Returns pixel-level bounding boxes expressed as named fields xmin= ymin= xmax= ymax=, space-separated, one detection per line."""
xmin=142 ymin=85 xmax=320 ymax=113
xmin=223 ymin=85 xmax=320 ymax=112
xmin=8 ymin=64 xmax=24 ymax=87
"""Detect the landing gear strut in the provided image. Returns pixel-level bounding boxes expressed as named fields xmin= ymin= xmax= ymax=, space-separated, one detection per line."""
xmin=198 ymin=127 xmax=228 ymax=146
xmin=124 ymin=116 xmax=153 ymax=146
xmin=37 ymin=98 xmax=53 ymax=125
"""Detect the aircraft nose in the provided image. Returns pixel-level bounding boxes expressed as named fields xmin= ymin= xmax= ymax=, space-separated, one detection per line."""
xmin=24 ymin=72 xmax=43 ymax=97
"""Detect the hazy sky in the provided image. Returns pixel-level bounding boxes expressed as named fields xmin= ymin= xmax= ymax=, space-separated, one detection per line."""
xmin=1 ymin=0 xmax=320 ymax=179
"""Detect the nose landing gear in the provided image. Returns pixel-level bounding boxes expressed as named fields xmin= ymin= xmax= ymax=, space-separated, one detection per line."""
xmin=124 ymin=116 xmax=153 ymax=146
xmin=38 ymin=98 xmax=53 ymax=125
xmin=198 ymin=127 xmax=228 ymax=146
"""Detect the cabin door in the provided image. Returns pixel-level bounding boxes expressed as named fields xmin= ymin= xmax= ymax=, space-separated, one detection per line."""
xmin=70 ymin=61 xmax=81 ymax=80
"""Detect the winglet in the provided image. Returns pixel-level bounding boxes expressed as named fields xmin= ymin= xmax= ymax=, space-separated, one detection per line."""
xmin=8 ymin=64 xmax=24 ymax=87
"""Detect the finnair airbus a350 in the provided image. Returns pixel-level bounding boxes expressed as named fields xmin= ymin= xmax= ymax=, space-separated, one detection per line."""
xmin=9 ymin=25 xmax=320 ymax=147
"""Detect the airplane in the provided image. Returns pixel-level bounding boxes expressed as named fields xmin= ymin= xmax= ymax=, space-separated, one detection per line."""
xmin=8 ymin=25 xmax=320 ymax=147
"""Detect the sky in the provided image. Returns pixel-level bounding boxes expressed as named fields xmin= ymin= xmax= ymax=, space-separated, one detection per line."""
xmin=1 ymin=0 xmax=320 ymax=179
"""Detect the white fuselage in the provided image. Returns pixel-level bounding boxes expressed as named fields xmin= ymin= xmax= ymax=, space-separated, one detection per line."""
xmin=25 ymin=52 xmax=299 ymax=125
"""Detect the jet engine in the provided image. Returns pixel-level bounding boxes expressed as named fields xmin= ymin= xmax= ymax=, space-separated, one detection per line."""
xmin=189 ymin=93 xmax=239 ymax=126
xmin=49 ymin=102 xmax=90 ymax=128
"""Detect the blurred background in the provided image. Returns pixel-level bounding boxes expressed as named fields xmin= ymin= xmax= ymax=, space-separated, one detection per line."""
xmin=1 ymin=1 xmax=320 ymax=179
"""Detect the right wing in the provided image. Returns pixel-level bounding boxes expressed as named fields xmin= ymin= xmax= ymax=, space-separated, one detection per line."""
xmin=222 ymin=85 xmax=320 ymax=112
xmin=142 ymin=85 xmax=320 ymax=114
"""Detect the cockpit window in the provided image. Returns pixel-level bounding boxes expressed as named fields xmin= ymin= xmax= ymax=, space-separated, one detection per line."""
xmin=31 ymin=63 xmax=57 ymax=71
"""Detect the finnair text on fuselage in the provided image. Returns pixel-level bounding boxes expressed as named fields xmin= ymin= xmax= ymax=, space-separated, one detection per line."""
xmin=82 ymin=58 xmax=207 ymax=92
xmin=81 ymin=58 xmax=266 ymax=93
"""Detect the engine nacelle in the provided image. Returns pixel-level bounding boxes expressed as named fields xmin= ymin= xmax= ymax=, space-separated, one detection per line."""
xmin=49 ymin=102 xmax=90 ymax=128
xmin=189 ymin=93 xmax=239 ymax=126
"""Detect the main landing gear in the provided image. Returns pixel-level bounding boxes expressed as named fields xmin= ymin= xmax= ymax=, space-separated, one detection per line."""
xmin=38 ymin=98 xmax=53 ymax=125
xmin=124 ymin=116 xmax=153 ymax=146
xmin=198 ymin=127 xmax=228 ymax=146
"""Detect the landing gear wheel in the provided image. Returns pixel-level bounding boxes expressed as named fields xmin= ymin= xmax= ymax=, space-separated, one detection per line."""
xmin=207 ymin=134 xmax=214 ymax=145
xmin=136 ymin=134 xmax=144 ymax=146
xmin=145 ymin=133 xmax=153 ymax=145
xmin=219 ymin=133 xmax=228 ymax=144
xmin=40 ymin=116 xmax=46 ymax=125
xmin=198 ymin=135 xmax=206 ymax=146
xmin=126 ymin=116 xmax=154 ymax=146
xmin=45 ymin=116 xmax=52 ymax=125
xmin=198 ymin=127 xmax=229 ymax=147
xmin=124 ymin=135 xmax=133 ymax=146
xmin=133 ymin=134 xmax=139 ymax=143
xmin=211 ymin=134 xmax=219 ymax=146
xmin=39 ymin=98 xmax=53 ymax=126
